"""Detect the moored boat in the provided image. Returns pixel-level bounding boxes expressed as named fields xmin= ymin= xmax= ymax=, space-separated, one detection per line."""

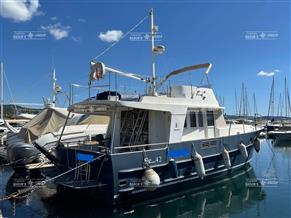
xmin=6 ymin=106 xmax=108 ymax=166
xmin=35 ymin=9 xmax=262 ymax=205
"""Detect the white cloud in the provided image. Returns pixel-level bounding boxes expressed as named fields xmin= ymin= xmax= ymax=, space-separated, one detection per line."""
xmin=98 ymin=30 xmax=123 ymax=43
xmin=78 ymin=18 xmax=86 ymax=22
xmin=0 ymin=0 xmax=41 ymax=22
xmin=41 ymin=23 xmax=71 ymax=40
xmin=274 ymin=69 xmax=280 ymax=73
xmin=51 ymin=16 xmax=58 ymax=21
xmin=257 ymin=70 xmax=275 ymax=77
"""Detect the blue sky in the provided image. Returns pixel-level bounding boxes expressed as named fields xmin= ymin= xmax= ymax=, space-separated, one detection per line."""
xmin=0 ymin=1 xmax=290 ymax=115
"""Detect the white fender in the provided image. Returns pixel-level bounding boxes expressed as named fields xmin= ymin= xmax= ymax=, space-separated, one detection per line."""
xmin=239 ymin=142 xmax=248 ymax=160
xmin=193 ymin=151 xmax=205 ymax=179
xmin=222 ymin=148 xmax=231 ymax=169
xmin=253 ymin=138 xmax=260 ymax=152
xmin=142 ymin=168 xmax=160 ymax=191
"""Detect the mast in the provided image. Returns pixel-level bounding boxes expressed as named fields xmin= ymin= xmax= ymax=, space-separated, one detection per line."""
xmin=277 ymin=93 xmax=282 ymax=117
xmin=0 ymin=62 xmax=3 ymax=119
xmin=52 ymin=68 xmax=56 ymax=106
xmin=238 ymin=83 xmax=243 ymax=117
xmin=235 ymin=89 xmax=238 ymax=116
xmin=150 ymin=8 xmax=157 ymax=96
xmin=244 ymin=86 xmax=249 ymax=116
xmin=285 ymin=77 xmax=288 ymax=117
xmin=253 ymin=93 xmax=258 ymax=117
xmin=267 ymin=76 xmax=275 ymax=118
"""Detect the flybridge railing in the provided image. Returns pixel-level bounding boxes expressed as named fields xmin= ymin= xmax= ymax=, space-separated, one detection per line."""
xmin=70 ymin=83 xmax=112 ymax=105
xmin=70 ymin=83 xmax=141 ymax=104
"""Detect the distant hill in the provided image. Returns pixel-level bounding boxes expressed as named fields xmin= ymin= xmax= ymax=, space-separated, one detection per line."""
xmin=225 ymin=114 xmax=291 ymax=121
xmin=3 ymin=104 xmax=42 ymax=118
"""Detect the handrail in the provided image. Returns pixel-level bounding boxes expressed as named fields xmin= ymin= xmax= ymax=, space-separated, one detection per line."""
xmin=156 ymin=63 xmax=212 ymax=90
xmin=114 ymin=141 xmax=169 ymax=149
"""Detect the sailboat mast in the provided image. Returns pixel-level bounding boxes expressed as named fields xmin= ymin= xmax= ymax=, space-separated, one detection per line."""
xmin=267 ymin=76 xmax=275 ymax=118
xmin=52 ymin=68 xmax=56 ymax=106
xmin=0 ymin=62 xmax=3 ymax=120
xmin=235 ymin=89 xmax=238 ymax=116
xmin=253 ymin=93 xmax=258 ymax=117
xmin=285 ymin=77 xmax=288 ymax=117
xmin=150 ymin=8 xmax=157 ymax=96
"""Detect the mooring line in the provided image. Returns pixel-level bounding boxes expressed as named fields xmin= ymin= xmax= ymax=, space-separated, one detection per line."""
xmin=0 ymin=154 xmax=106 ymax=201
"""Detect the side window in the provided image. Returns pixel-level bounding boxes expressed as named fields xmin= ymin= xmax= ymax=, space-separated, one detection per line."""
xmin=207 ymin=111 xmax=215 ymax=126
xmin=190 ymin=112 xmax=197 ymax=127
xmin=198 ymin=112 xmax=203 ymax=127
xmin=184 ymin=116 xmax=187 ymax=128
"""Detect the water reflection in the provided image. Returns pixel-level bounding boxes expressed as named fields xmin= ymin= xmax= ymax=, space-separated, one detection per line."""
xmin=35 ymin=165 xmax=264 ymax=218
xmin=121 ymin=166 xmax=264 ymax=218
xmin=2 ymin=140 xmax=291 ymax=217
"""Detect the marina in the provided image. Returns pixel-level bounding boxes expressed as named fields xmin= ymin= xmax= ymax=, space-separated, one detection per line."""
xmin=0 ymin=139 xmax=290 ymax=217
xmin=0 ymin=1 xmax=290 ymax=217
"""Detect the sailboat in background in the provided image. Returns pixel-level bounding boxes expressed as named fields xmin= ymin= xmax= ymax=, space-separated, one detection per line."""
xmin=267 ymin=77 xmax=291 ymax=145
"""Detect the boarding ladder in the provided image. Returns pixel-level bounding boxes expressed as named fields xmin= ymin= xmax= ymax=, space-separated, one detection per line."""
xmin=120 ymin=110 xmax=134 ymax=146
xmin=128 ymin=110 xmax=147 ymax=146
xmin=74 ymin=160 xmax=91 ymax=181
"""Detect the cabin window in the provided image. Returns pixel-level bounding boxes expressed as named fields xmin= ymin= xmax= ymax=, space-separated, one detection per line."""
xmin=207 ymin=111 xmax=215 ymax=126
xmin=198 ymin=112 xmax=203 ymax=127
xmin=190 ymin=112 xmax=197 ymax=127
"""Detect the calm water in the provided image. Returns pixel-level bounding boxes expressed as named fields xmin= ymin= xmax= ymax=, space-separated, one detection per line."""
xmin=0 ymin=139 xmax=291 ymax=218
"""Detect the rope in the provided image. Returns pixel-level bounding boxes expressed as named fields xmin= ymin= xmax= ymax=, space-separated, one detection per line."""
xmin=18 ymin=72 xmax=51 ymax=96
xmin=93 ymin=14 xmax=149 ymax=60
xmin=3 ymin=70 xmax=17 ymax=113
xmin=0 ymin=154 xmax=106 ymax=201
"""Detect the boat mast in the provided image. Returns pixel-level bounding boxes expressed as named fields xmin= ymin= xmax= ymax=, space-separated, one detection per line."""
xmin=150 ymin=8 xmax=157 ymax=96
xmin=267 ymin=76 xmax=275 ymax=119
xmin=52 ymin=68 xmax=57 ymax=106
xmin=253 ymin=92 xmax=258 ymax=116
xmin=284 ymin=77 xmax=289 ymax=117
xmin=235 ymin=89 xmax=238 ymax=116
xmin=0 ymin=62 xmax=3 ymax=119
